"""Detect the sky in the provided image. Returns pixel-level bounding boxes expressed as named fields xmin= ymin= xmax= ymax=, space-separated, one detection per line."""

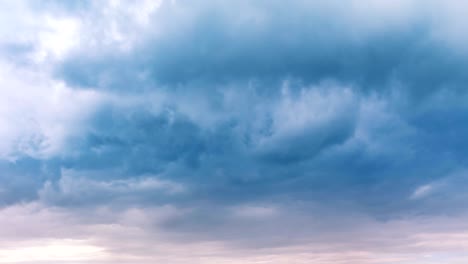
xmin=1 ymin=0 xmax=468 ymax=263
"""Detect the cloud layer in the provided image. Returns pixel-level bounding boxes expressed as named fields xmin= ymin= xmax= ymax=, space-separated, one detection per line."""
xmin=2 ymin=0 xmax=468 ymax=263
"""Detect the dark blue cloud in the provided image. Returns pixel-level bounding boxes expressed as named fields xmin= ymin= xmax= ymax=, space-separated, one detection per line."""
xmin=3 ymin=1 xmax=468 ymax=239
xmin=67 ymin=106 xmax=206 ymax=173
xmin=0 ymin=157 xmax=59 ymax=206
xmin=55 ymin=1 xmax=468 ymax=101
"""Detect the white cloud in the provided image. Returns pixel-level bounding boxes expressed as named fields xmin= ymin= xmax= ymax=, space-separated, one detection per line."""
xmin=34 ymin=15 xmax=81 ymax=62
xmin=0 ymin=239 xmax=108 ymax=263
xmin=411 ymin=184 xmax=435 ymax=200
xmin=272 ymin=82 xmax=356 ymax=136
xmin=0 ymin=62 xmax=105 ymax=160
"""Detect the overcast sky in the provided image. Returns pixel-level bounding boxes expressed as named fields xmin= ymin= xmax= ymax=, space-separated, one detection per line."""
xmin=1 ymin=0 xmax=468 ymax=263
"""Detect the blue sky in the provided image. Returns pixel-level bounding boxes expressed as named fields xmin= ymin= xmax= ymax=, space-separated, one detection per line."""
xmin=1 ymin=0 xmax=468 ymax=263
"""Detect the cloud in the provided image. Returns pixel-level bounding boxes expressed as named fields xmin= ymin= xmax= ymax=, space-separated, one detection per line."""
xmin=1 ymin=201 xmax=468 ymax=263
xmin=39 ymin=169 xmax=185 ymax=207
xmin=51 ymin=0 xmax=468 ymax=100
xmin=0 ymin=61 xmax=104 ymax=160
xmin=411 ymin=184 xmax=435 ymax=200
xmin=253 ymin=83 xmax=358 ymax=163
xmin=0 ymin=239 xmax=107 ymax=263
xmin=2 ymin=0 xmax=468 ymax=263
xmin=230 ymin=204 xmax=278 ymax=219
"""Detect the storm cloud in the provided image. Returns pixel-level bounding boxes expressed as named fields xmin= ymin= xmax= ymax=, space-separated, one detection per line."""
xmin=1 ymin=1 xmax=468 ymax=263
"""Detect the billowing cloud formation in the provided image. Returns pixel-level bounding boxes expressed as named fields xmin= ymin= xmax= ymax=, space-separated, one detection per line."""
xmin=2 ymin=0 xmax=468 ymax=263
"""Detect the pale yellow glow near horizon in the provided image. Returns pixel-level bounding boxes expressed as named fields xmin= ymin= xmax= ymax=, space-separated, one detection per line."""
xmin=0 ymin=239 xmax=108 ymax=263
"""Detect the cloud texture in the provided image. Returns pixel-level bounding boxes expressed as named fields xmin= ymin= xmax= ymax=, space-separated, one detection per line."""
xmin=1 ymin=0 xmax=468 ymax=263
